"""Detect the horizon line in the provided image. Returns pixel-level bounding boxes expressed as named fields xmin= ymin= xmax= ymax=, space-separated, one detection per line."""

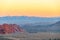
xmin=0 ymin=16 xmax=60 ymax=18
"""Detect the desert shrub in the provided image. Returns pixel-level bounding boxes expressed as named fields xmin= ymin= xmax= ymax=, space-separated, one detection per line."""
xmin=48 ymin=38 xmax=60 ymax=40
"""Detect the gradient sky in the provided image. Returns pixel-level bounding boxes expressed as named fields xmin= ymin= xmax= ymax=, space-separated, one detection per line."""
xmin=0 ymin=0 xmax=60 ymax=17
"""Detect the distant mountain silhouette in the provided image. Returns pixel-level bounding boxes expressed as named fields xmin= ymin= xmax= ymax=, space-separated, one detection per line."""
xmin=0 ymin=24 xmax=24 ymax=34
xmin=48 ymin=21 xmax=60 ymax=32
xmin=22 ymin=21 xmax=60 ymax=33
xmin=53 ymin=21 xmax=60 ymax=26
xmin=0 ymin=16 xmax=59 ymax=25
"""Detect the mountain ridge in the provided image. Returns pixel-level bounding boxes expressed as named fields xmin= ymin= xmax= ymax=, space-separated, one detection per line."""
xmin=0 ymin=16 xmax=59 ymax=24
xmin=22 ymin=21 xmax=60 ymax=33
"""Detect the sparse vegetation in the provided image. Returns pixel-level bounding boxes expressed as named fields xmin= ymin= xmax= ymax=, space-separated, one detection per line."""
xmin=48 ymin=38 xmax=60 ymax=40
xmin=0 ymin=32 xmax=60 ymax=40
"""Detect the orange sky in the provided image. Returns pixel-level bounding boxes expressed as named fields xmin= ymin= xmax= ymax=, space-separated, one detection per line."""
xmin=0 ymin=0 xmax=60 ymax=17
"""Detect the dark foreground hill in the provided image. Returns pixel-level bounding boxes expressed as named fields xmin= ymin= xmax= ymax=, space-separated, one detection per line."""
xmin=22 ymin=21 xmax=60 ymax=33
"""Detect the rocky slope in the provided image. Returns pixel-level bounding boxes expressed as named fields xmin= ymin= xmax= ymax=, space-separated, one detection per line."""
xmin=0 ymin=24 xmax=24 ymax=34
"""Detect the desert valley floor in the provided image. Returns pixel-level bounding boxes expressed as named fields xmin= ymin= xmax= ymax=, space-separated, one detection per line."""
xmin=0 ymin=32 xmax=60 ymax=40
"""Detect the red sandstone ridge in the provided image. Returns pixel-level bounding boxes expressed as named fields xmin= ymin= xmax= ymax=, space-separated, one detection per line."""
xmin=0 ymin=24 xmax=24 ymax=34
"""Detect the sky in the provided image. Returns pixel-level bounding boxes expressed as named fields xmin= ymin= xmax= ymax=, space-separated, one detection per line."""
xmin=0 ymin=0 xmax=60 ymax=17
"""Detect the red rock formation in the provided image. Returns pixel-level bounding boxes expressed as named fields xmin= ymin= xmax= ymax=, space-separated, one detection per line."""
xmin=0 ymin=24 xmax=24 ymax=34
